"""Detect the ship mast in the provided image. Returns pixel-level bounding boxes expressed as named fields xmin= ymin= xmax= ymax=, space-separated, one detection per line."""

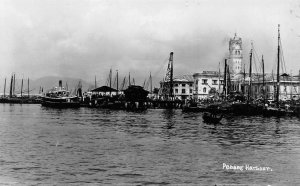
xmin=223 ymin=59 xmax=227 ymax=100
xmin=276 ymin=24 xmax=280 ymax=107
xmin=262 ymin=55 xmax=265 ymax=104
xmin=9 ymin=75 xmax=13 ymax=98
xmin=116 ymin=70 xmax=119 ymax=95
xmin=21 ymin=78 xmax=23 ymax=98
xmin=169 ymin=52 xmax=174 ymax=100
xmin=3 ymin=78 xmax=6 ymax=97
xmin=248 ymin=43 xmax=253 ymax=103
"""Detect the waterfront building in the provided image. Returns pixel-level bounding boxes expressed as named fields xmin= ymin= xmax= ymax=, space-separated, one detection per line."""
xmin=159 ymin=75 xmax=193 ymax=100
xmin=193 ymin=71 xmax=224 ymax=99
xmin=246 ymin=74 xmax=300 ymax=101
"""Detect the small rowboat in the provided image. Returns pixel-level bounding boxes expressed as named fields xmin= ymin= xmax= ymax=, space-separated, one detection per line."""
xmin=202 ymin=112 xmax=223 ymax=124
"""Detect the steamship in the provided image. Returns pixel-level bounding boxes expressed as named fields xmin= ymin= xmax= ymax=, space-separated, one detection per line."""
xmin=41 ymin=80 xmax=80 ymax=108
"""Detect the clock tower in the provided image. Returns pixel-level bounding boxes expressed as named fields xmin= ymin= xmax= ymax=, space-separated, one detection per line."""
xmin=229 ymin=33 xmax=243 ymax=75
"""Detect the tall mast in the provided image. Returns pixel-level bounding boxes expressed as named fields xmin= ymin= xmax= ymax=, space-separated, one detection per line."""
xmin=109 ymin=69 xmax=112 ymax=95
xmin=243 ymin=64 xmax=246 ymax=95
xmin=169 ymin=52 xmax=174 ymax=100
xmin=276 ymin=24 xmax=280 ymax=107
xmin=3 ymin=78 xmax=6 ymax=97
xmin=218 ymin=62 xmax=221 ymax=95
xmin=116 ymin=70 xmax=119 ymax=95
xmin=227 ymin=65 xmax=231 ymax=93
xmin=21 ymin=78 xmax=23 ymax=98
xmin=129 ymin=72 xmax=131 ymax=86
xmin=13 ymin=74 xmax=15 ymax=96
xmin=262 ymin=55 xmax=265 ymax=104
xmin=248 ymin=43 xmax=253 ymax=103
xmin=9 ymin=75 xmax=13 ymax=98
xmin=150 ymin=72 xmax=152 ymax=94
xmin=223 ymin=59 xmax=227 ymax=100
xmin=27 ymin=78 xmax=30 ymax=98
xmin=94 ymin=76 xmax=97 ymax=89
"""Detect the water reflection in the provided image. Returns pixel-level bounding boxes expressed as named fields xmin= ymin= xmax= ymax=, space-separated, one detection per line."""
xmin=0 ymin=105 xmax=299 ymax=185
xmin=161 ymin=109 xmax=176 ymax=129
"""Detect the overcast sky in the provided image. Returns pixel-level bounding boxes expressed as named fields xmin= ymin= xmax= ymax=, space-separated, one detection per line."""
xmin=1 ymin=0 xmax=300 ymax=86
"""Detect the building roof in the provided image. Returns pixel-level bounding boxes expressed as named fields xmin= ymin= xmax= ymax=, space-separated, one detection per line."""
xmin=91 ymin=86 xmax=118 ymax=92
xmin=193 ymin=71 xmax=222 ymax=77
xmin=173 ymin=75 xmax=194 ymax=82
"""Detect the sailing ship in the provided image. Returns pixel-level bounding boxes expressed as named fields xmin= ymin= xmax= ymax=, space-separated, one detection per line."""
xmin=41 ymin=80 xmax=80 ymax=108
xmin=231 ymin=43 xmax=263 ymax=115
xmin=262 ymin=25 xmax=294 ymax=116
xmin=0 ymin=74 xmax=41 ymax=104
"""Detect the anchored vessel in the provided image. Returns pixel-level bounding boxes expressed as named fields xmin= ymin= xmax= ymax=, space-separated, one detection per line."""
xmin=41 ymin=80 xmax=80 ymax=108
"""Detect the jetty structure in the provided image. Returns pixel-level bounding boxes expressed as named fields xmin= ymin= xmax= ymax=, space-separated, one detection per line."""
xmin=84 ymin=69 xmax=149 ymax=111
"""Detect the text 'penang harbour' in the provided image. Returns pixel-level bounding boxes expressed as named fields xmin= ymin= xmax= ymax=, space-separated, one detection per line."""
xmin=223 ymin=163 xmax=273 ymax=172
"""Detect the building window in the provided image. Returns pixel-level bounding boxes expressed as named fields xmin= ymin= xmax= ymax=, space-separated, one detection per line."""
xmin=202 ymin=79 xmax=208 ymax=85
xmin=182 ymin=84 xmax=186 ymax=87
xmin=175 ymin=89 xmax=178 ymax=94
xmin=220 ymin=80 xmax=224 ymax=85
xmin=174 ymin=84 xmax=178 ymax=87
xmin=212 ymin=80 xmax=218 ymax=85
xmin=203 ymin=87 xmax=206 ymax=93
xmin=182 ymin=89 xmax=186 ymax=94
xmin=189 ymin=83 xmax=193 ymax=87
xmin=190 ymin=89 xmax=193 ymax=94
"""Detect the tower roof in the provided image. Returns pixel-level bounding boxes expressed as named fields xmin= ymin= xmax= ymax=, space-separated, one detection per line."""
xmin=232 ymin=33 xmax=242 ymax=41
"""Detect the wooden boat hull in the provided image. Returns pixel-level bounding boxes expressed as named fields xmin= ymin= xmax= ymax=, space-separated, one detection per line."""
xmin=41 ymin=100 xmax=80 ymax=108
xmin=231 ymin=103 xmax=263 ymax=115
xmin=41 ymin=96 xmax=80 ymax=108
xmin=202 ymin=113 xmax=223 ymax=124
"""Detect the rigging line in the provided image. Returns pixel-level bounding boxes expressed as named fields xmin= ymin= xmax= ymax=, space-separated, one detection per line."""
xmin=252 ymin=47 xmax=261 ymax=74
xmin=153 ymin=57 xmax=170 ymax=77
xmin=279 ymin=40 xmax=287 ymax=73
xmin=113 ymin=75 xmax=117 ymax=89
xmin=253 ymin=48 xmax=263 ymax=73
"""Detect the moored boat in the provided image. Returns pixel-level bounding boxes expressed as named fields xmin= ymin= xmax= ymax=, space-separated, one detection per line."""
xmin=41 ymin=80 xmax=80 ymax=108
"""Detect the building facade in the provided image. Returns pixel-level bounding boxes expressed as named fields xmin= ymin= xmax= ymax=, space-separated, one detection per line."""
xmin=193 ymin=71 xmax=224 ymax=99
xmin=247 ymin=75 xmax=300 ymax=101
xmin=159 ymin=75 xmax=194 ymax=100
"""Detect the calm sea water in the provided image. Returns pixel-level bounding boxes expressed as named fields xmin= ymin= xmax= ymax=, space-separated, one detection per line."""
xmin=0 ymin=104 xmax=299 ymax=185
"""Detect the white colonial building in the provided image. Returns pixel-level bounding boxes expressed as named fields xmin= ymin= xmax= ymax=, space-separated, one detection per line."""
xmin=193 ymin=71 xmax=224 ymax=99
xmin=159 ymin=75 xmax=194 ymax=100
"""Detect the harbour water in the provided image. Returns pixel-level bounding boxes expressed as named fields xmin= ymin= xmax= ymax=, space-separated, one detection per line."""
xmin=0 ymin=104 xmax=299 ymax=185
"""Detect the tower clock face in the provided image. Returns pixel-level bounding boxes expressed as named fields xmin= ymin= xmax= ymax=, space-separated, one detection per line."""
xmin=234 ymin=43 xmax=240 ymax=49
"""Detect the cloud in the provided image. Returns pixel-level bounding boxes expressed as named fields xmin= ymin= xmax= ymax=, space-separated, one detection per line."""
xmin=0 ymin=0 xmax=300 ymax=88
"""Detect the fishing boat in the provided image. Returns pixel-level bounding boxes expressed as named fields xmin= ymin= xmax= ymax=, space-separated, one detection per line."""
xmin=202 ymin=112 xmax=223 ymax=124
xmin=41 ymin=80 xmax=80 ymax=108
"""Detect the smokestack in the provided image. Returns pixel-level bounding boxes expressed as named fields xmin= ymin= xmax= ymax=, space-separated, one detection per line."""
xmin=59 ymin=80 xmax=62 ymax=88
